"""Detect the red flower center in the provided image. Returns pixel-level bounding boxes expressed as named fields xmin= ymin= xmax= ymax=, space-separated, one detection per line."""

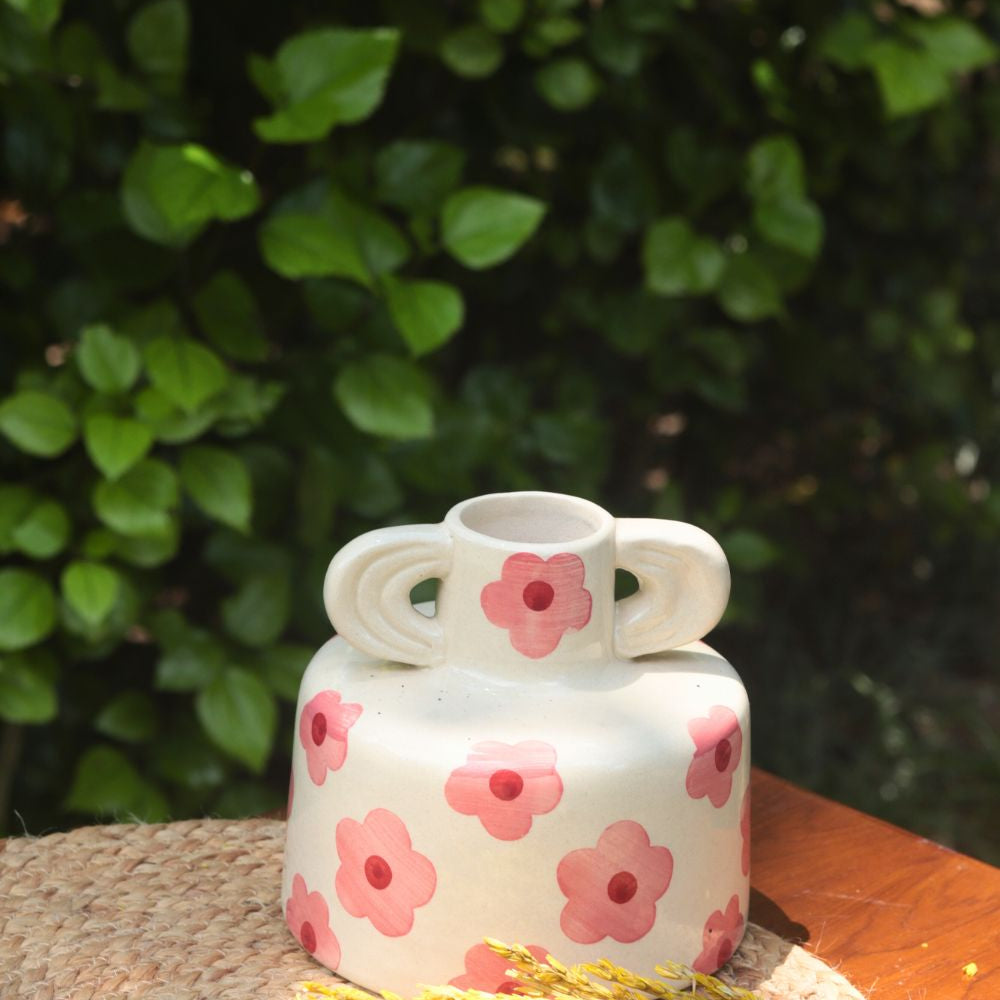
xmin=714 ymin=737 xmax=732 ymax=772
xmin=716 ymin=938 xmax=734 ymax=966
xmin=364 ymin=854 xmax=393 ymax=890
xmin=489 ymin=769 xmax=525 ymax=801
xmin=606 ymin=870 xmax=638 ymax=904
xmin=311 ymin=712 xmax=327 ymax=745
xmin=300 ymin=920 xmax=317 ymax=953
xmin=522 ymin=580 xmax=554 ymax=611
xmin=497 ymin=983 xmax=520 ymax=995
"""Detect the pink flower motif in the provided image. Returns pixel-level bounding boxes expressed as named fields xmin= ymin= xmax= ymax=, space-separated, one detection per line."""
xmin=480 ymin=552 xmax=592 ymax=659
xmin=335 ymin=808 xmax=436 ymax=937
xmin=299 ymin=690 xmax=362 ymax=786
xmin=285 ymin=873 xmax=341 ymax=970
xmin=450 ymin=942 xmax=550 ymax=993
xmin=685 ymin=705 xmax=742 ymax=808
xmin=445 ymin=740 xmax=563 ymax=841
xmin=557 ymin=820 xmax=674 ymax=944
xmin=740 ymin=788 xmax=750 ymax=876
xmin=692 ymin=895 xmax=745 ymax=973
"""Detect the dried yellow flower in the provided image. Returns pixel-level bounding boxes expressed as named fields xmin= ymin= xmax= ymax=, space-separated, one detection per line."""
xmin=294 ymin=940 xmax=755 ymax=1000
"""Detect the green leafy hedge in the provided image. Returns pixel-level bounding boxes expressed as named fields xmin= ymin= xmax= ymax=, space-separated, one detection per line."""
xmin=2 ymin=0 xmax=998 ymax=859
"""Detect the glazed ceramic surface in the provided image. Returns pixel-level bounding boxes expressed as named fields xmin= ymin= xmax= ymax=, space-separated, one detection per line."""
xmin=283 ymin=492 xmax=750 ymax=994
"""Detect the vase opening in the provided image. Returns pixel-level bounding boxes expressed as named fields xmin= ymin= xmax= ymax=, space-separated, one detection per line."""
xmin=455 ymin=492 xmax=611 ymax=544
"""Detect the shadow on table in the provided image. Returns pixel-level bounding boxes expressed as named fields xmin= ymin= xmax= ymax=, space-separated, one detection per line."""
xmin=748 ymin=887 xmax=809 ymax=943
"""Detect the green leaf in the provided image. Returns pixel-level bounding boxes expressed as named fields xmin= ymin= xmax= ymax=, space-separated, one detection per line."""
xmin=121 ymin=141 xmax=260 ymax=248
xmin=908 ymin=17 xmax=997 ymax=75
xmin=0 ymin=391 xmax=77 ymax=457
xmin=6 ymin=0 xmax=63 ymax=33
xmin=81 ymin=528 xmax=117 ymax=561
xmin=127 ymin=0 xmax=188 ymax=81
xmin=375 ymin=140 xmax=465 ymax=215
xmin=0 ymin=569 xmax=57 ymax=651
xmin=257 ymin=215 xmax=346 ymax=282
xmin=258 ymin=644 xmax=312 ymax=701
xmin=753 ymin=197 xmax=824 ymax=259
xmin=864 ymin=38 xmax=950 ymax=118
xmin=134 ymin=386 xmax=217 ymax=444
xmin=642 ymin=217 xmax=725 ymax=296
xmin=83 ymin=413 xmax=154 ymax=480
xmin=120 ymin=298 xmax=186 ymax=341
xmin=112 ymin=523 xmax=180 ymax=568
xmin=254 ymin=27 xmax=401 ymax=143
xmin=247 ymin=51 xmax=281 ymax=102
xmin=0 ymin=485 xmax=35 ymax=554
xmin=745 ymin=135 xmax=806 ymax=202
xmin=76 ymin=323 xmax=141 ymax=394
xmin=384 ymin=276 xmax=465 ymax=356
xmin=193 ymin=270 xmax=269 ymax=362
xmin=203 ymin=532 xmax=290 ymax=583
xmin=95 ymin=61 xmax=148 ymax=111
xmin=221 ymin=572 xmax=290 ymax=647
xmin=722 ymin=528 xmax=780 ymax=572
xmin=441 ymin=25 xmax=503 ymax=78
xmin=92 ymin=458 xmax=178 ymax=537
xmin=532 ymin=15 xmax=584 ymax=48
xmin=155 ymin=629 xmax=225 ymax=692
xmin=589 ymin=6 xmax=645 ymax=75
xmin=819 ymin=12 xmax=877 ymax=71
xmin=716 ymin=254 xmax=783 ymax=322
xmin=66 ymin=744 xmax=168 ymax=820
xmin=259 ymin=214 xmax=347 ymax=281
xmin=95 ymin=691 xmax=158 ymax=743
xmin=590 ymin=144 xmax=658 ymax=233
xmin=304 ymin=279 xmax=368 ymax=333
xmin=11 ymin=499 xmax=70 ymax=558
xmin=179 ymin=445 xmax=252 ymax=532
xmin=144 ymin=337 xmax=228 ymax=413
xmin=196 ymin=668 xmax=277 ymax=772
xmin=259 ymin=190 xmax=409 ymax=285
xmin=479 ymin=0 xmax=524 ymax=33
xmin=333 ymin=354 xmax=434 ymax=439
xmin=535 ymin=57 xmax=601 ymax=111
xmin=212 ymin=375 xmax=285 ymax=432
xmin=861 ymin=20 xmax=998 ymax=120
xmin=345 ymin=453 xmax=402 ymax=518
xmin=61 ymin=560 xmax=120 ymax=626
xmin=441 ymin=186 xmax=546 ymax=269
xmin=152 ymin=727 xmax=227 ymax=790
xmin=0 ymin=653 xmax=57 ymax=724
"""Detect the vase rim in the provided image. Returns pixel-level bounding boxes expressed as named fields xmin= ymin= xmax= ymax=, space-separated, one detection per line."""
xmin=444 ymin=491 xmax=614 ymax=547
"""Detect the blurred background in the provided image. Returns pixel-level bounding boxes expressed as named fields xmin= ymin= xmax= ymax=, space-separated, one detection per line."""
xmin=1 ymin=0 xmax=998 ymax=863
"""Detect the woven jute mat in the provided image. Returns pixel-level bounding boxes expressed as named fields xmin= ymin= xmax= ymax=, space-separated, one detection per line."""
xmin=0 ymin=818 xmax=864 ymax=1000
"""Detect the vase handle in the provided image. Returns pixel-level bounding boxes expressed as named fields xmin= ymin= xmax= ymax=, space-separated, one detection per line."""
xmin=324 ymin=523 xmax=453 ymax=667
xmin=613 ymin=518 xmax=730 ymax=658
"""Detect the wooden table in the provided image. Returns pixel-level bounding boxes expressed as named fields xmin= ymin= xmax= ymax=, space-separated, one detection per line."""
xmin=750 ymin=768 xmax=1000 ymax=999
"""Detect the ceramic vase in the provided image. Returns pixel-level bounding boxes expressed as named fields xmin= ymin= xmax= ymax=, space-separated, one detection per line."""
xmin=283 ymin=491 xmax=750 ymax=994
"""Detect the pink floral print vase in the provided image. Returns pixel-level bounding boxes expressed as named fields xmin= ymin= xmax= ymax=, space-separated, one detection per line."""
xmin=284 ymin=492 xmax=749 ymax=994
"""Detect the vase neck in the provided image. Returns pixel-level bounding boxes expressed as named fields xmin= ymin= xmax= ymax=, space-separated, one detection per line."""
xmin=436 ymin=493 xmax=617 ymax=675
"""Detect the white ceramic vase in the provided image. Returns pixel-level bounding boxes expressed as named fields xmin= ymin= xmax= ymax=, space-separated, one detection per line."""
xmin=283 ymin=492 xmax=750 ymax=994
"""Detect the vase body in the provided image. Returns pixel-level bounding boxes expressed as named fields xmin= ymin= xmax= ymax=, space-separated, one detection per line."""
xmin=283 ymin=492 xmax=750 ymax=994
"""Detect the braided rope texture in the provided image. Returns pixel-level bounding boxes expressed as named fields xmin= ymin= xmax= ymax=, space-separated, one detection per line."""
xmin=0 ymin=818 xmax=864 ymax=1000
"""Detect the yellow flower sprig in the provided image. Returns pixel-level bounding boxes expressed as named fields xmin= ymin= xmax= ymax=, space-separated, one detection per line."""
xmin=294 ymin=939 xmax=756 ymax=1000
xmin=485 ymin=939 xmax=755 ymax=1000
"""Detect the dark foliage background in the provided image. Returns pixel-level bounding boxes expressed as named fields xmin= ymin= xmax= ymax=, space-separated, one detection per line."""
xmin=1 ymin=0 xmax=998 ymax=862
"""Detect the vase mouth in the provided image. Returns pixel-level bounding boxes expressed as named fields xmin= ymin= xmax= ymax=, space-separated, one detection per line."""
xmin=446 ymin=492 xmax=613 ymax=546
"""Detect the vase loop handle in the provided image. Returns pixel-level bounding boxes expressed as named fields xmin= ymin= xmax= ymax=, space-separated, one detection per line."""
xmin=324 ymin=524 xmax=453 ymax=667
xmin=613 ymin=518 xmax=731 ymax=658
